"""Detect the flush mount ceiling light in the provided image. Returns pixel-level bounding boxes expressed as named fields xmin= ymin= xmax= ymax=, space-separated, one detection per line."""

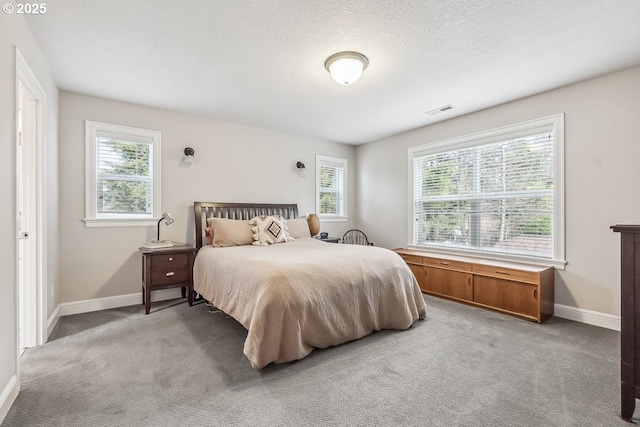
xmin=324 ymin=51 xmax=369 ymax=85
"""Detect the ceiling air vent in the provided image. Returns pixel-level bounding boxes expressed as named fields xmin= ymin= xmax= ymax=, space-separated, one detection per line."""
xmin=425 ymin=104 xmax=454 ymax=116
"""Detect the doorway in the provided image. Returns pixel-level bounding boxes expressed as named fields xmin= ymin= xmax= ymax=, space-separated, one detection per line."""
xmin=15 ymin=48 xmax=46 ymax=353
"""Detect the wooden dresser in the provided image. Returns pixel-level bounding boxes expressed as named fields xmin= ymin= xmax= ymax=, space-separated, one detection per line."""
xmin=395 ymin=248 xmax=554 ymax=323
xmin=611 ymin=224 xmax=640 ymax=421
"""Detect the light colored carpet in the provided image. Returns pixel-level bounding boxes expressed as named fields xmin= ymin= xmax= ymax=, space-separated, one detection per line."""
xmin=2 ymin=294 xmax=637 ymax=426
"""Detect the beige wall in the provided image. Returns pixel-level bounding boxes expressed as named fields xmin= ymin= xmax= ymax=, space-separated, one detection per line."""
xmin=356 ymin=65 xmax=640 ymax=317
xmin=0 ymin=4 xmax=59 ymax=421
xmin=58 ymin=91 xmax=356 ymax=303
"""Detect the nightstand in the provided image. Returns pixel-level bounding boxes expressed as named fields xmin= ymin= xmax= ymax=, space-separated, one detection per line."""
xmin=139 ymin=244 xmax=197 ymax=314
xmin=314 ymin=236 xmax=340 ymax=243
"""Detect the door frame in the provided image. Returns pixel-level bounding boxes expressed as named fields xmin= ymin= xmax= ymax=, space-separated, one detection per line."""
xmin=15 ymin=47 xmax=47 ymax=351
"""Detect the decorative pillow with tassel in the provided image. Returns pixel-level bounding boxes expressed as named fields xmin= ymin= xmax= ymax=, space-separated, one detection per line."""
xmin=249 ymin=215 xmax=294 ymax=246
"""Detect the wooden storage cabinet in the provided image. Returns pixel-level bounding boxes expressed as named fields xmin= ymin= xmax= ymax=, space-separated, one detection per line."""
xmin=472 ymin=263 xmax=540 ymax=284
xmin=395 ymin=248 xmax=554 ymax=323
xmin=473 ymin=276 xmax=539 ymax=319
xmin=407 ymin=263 xmax=425 ymax=288
xmin=424 ymin=267 xmax=473 ymax=301
xmin=398 ymin=253 xmax=426 ymax=290
xmin=423 ymin=256 xmax=472 ymax=272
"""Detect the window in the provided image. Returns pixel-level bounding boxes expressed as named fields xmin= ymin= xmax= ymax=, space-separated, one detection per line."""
xmin=409 ymin=114 xmax=565 ymax=266
xmin=84 ymin=121 xmax=161 ymax=227
xmin=316 ymin=155 xmax=348 ymax=221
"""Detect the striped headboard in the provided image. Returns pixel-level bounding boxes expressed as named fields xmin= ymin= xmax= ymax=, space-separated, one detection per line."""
xmin=193 ymin=202 xmax=299 ymax=249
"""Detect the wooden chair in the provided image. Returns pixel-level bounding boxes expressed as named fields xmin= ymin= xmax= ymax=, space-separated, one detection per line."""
xmin=341 ymin=229 xmax=373 ymax=246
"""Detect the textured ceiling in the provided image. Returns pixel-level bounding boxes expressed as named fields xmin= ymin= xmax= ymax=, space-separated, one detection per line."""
xmin=21 ymin=0 xmax=640 ymax=145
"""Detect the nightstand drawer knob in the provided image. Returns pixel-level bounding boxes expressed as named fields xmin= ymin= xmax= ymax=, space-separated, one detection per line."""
xmin=168 ymin=257 xmax=173 ymax=261
xmin=165 ymin=271 xmax=175 ymax=277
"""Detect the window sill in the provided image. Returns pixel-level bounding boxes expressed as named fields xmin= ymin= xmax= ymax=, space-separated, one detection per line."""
xmin=83 ymin=218 xmax=157 ymax=228
xmin=319 ymin=215 xmax=348 ymax=223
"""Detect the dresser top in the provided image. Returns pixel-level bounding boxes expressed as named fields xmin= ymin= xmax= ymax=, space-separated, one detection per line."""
xmin=139 ymin=243 xmax=196 ymax=254
xmin=611 ymin=224 xmax=640 ymax=233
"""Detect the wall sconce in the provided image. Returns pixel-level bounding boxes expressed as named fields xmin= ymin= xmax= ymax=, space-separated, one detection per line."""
xmin=157 ymin=212 xmax=174 ymax=240
xmin=296 ymin=161 xmax=306 ymax=176
xmin=179 ymin=147 xmax=197 ymax=167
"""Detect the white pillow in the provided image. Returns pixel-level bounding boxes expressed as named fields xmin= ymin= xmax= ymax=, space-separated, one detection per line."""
xmin=249 ymin=215 xmax=294 ymax=246
xmin=286 ymin=217 xmax=311 ymax=238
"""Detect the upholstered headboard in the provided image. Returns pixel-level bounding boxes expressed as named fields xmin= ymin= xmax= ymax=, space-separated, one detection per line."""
xmin=193 ymin=202 xmax=299 ymax=249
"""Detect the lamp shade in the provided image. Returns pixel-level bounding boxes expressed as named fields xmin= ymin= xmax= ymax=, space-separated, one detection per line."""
xmin=307 ymin=213 xmax=320 ymax=236
xmin=157 ymin=212 xmax=174 ymax=240
xmin=325 ymin=51 xmax=369 ymax=85
xmin=161 ymin=212 xmax=174 ymax=225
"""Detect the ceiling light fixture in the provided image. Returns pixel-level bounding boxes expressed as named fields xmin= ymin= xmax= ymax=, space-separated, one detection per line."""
xmin=324 ymin=51 xmax=369 ymax=85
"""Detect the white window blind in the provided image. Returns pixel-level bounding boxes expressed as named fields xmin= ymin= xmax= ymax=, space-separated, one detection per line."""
xmin=316 ymin=155 xmax=347 ymax=219
xmin=410 ymin=115 xmax=565 ymax=265
xmin=96 ymin=132 xmax=153 ymax=217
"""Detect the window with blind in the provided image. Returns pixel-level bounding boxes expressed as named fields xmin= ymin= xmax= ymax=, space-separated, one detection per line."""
xmin=316 ymin=155 xmax=348 ymax=220
xmin=84 ymin=121 xmax=161 ymax=227
xmin=409 ymin=114 xmax=565 ymax=265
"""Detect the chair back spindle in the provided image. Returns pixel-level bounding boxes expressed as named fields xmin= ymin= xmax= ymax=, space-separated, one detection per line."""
xmin=341 ymin=229 xmax=373 ymax=246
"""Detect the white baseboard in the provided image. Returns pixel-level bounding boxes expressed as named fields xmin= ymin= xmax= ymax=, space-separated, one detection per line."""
xmin=0 ymin=375 xmax=19 ymax=425
xmin=51 ymin=292 xmax=619 ymax=333
xmin=554 ymin=303 xmax=620 ymax=331
xmin=59 ymin=288 xmax=183 ymax=317
xmin=47 ymin=304 xmax=61 ymax=339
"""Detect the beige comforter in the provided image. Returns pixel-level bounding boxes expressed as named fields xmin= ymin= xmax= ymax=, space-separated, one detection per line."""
xmin=193 ymin=237 xmax=426 ymax=369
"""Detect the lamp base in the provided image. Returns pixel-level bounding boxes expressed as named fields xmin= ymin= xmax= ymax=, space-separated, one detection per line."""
xmin=142 ymin=240 xmax=174 ymax=249
xmin=307 ymin=214 xmax=320 ymax=237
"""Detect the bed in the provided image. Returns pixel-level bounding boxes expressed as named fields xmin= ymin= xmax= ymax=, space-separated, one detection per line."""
xmin=192 ymin=202 xmax=427 ymax=369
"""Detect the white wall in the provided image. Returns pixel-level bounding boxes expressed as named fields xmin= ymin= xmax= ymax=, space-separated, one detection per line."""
xmin=356 ymin=66 xmax=640 ymax=320
xmin=58 ymin=91 xmax=356 ymax=304
xmin=0 ymin=4 xmax=59 ymax=422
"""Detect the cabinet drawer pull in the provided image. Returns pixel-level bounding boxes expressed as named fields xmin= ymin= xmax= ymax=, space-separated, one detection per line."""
xmin=533 ymin=288 xmax=538 ymax=299
xmin=440 ymin=262 xmax=451 ymax=266
xmin=165 ymin=271 xmax=175 ymax=277
xmin=168 ymin=257 xmax=173 ymax=261
xmin=495 ymin=270 xmax=511 ymax=276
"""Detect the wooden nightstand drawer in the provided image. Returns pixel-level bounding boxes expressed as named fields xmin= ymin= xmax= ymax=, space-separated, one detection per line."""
xmin=151 ymin=254 xmax=190 ymax=286
xmin=151 ymin=253 xmax=190 ymax=285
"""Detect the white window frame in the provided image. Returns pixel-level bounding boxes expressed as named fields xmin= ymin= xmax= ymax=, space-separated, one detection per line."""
xmin=316 ymin=154 xmax=348 ymax=222
xmin=84 ymin=121 xmax=161 ymax=227
xmin=408 ymin=114 xmax=565 ymax=268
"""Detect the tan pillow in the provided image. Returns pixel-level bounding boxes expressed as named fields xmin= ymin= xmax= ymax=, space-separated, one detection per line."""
xmin=249 ymin=215 xmax=294 ymax=246
xmin=204 ymin=226 xmax=213 ymax=245
xmin=286 ymin=217 xmax=311 ymax=238
xmin=206 ymin=218 xmax=253 ymax=247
